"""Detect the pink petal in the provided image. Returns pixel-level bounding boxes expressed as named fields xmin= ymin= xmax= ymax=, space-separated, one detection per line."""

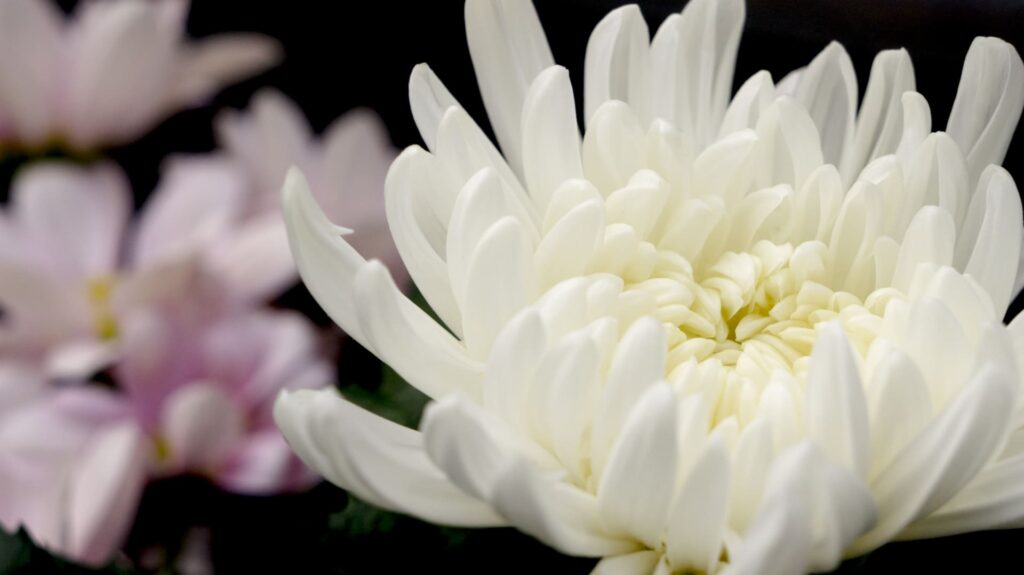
xmin=132 ymin=156 xmax=245 ymax=267
xmin=67 ymin=422 xmax=148 ymax=566
xmin=160 ymin=383 xmax=245 ymax=472
xmin=65 ymin=0 xmax=179 ymax=146
xmin=11 ymin=162 xmax=130 ymax=278
xmin=0 ymin=0 xmax=63 ymax=145
xmin=205 ymin=214 xmax=296 ymax=305
xmin=172 ymin=35 xmax=282 ymax=106
xmin=215 ymin=430 xmax=313 ymax=495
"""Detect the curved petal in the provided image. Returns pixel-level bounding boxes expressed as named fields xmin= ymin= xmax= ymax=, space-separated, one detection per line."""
xmin=841 ymin=49 xmax=915 ymax=183
xmin=597 ymin=383 xmax=679 ymax=548
xmin=650 ymin=0 xmax=745 ymax=147
xmin=0 ymin=0 xmax=62 ymax=144
xmin=584 ymin=4 xmax=651 ymax=126
xmin=852 ymin=364 xmax=1016 ymax=554
xmin=946 ymin=37 xmax=1024 ymax=183
xmin=409 ymin=64 xmax=459 ymax=152
xmin=12 ymin=162 xmax=130 ymax=278
xmin=354 ymin=261 xmax=483 ymax=400
xmin=793 ymin=42 xmax=857 ymax=167
xmin=805 ymin=322 xmax=870 ymax=477
xmin=465 ymin=0 xmax=555 ymax=176
xmin=173 ymin=34 xmax=281 ymax=104
xmin=521 ymin=66 xmax=583 ymax=214
xmin=67 ymin=423 xmax=147 ymax=567
xmin=282 ymin=168 xmax=367 ymax=342
xmin=273 ymin=388 xmax=503 ymax=527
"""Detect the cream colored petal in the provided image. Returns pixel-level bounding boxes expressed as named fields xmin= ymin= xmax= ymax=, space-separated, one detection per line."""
xmin=597 ymin=383 xmax=679 ymax=548
xmin=353 ymin=261 xmax=484 ymax=401
xmin=947 ymin=37 xmax=1024 ymax=183
xmin=273 ymin=388 xmax=503 ymax=526
xmin=409 ymin=63 xmax=458 ymax=152
xmin=805 ymin=322 xmax=870 ymax=477
xmin=465 ymin=0 xmax=554 ymax=176
xmin=584 ymin=4 xmax=651 ymax=126
xmin=794 ymin=42 xmax=858 ymax=167
xmin=841 ymin=49 xmax=915 ymax=183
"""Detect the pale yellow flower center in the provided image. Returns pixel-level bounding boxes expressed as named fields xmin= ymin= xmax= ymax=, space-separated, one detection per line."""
xmin=86 ymin=275 xmax=119 ymax=341
xmin=616 ymin=240 xmax=900 ymax=427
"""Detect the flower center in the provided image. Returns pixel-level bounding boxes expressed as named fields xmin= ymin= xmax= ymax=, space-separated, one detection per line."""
xmin=86 ymin=275 xmax=119 ymax=341
xmin=619 ymin=240 xmax=898 ymax=427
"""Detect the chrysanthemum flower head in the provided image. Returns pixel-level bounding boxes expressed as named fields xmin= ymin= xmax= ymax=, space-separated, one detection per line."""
xmin=275 ymin=0 xmax=1024 ymax=573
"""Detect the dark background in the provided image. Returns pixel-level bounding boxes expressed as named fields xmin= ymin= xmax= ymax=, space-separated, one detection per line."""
xmin=6 ymin=1 xmax=1024 ymax=573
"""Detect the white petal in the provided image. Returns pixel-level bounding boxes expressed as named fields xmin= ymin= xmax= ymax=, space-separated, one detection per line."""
xmin=891 ymin=206 xmax=955 ymax=293
xmin=666 ymin=436 xmax=730 ymax=574
xmin=947 ymin=37 xmax=1024 ymax=183
xmin=282 ymin=169 xmax=367 ymax=343
xmin=354 ymin=261 xmax=483 ymax=401
xmin=650 ymin=0 xmax=745 ymax=147
xmin=591 ymin=317 xmax=666 ymax=478
xmin=841 ymin=49 xmax=915 ymax=183
xmin=462 ymin=217 xmax=536 ymax=358
xmin=273 ymin=388 xmax=503 ymax=526
xmin=692 ymin=129 xmax=758 ymax=208
xmin=957 ymin=165 xmax=1023 ymax=313
xmin=521 ymin=66 xmax=584 ymax=213
xmin=723 ymin=445 xmax=813 ymax=575
xmin=794 ymin=42 xmax=858 ymax=167
xmin=583 ymin=101 xmax=646 ymax=193
xmin=592 ymin=551 xmax=661 ymax=575
xmin=434 ymin=106 xmax=541 ymax=234
xmin=791 ymin=164 xmax=843 ymax=243
xmin=867 ymin=347 xmax=932 ymax=479
xmin=852 ymin=364 xmax=1015 ymax=554
xmin=535 ymin=199 xmax=605 ymax=289
xmin=447 ymin=168 xmax=509 ymax=305
xmin=491 ymin=458 xmax=634 ymax=557
xmin=597 ymin=383 xmax=679 ymax=548
xmin=902 ymin=453 xmax=1024 ymax=538
xmin=895 ymin=91 xmax=932 ymax=166
xmin=465 ymin=0 xmax=555 ymax=176
xmin=752 ymin=98 xmax=824 ymax=191
xmin=409 ymin=63 xmax=458 ymax=151
xmin=484 ymin=309 xmax=547 ymax=432
xmin=421 ymin=395 xmax=520 ymax=501
xmin=719 ymin=70 xmax=776 ymax=136
xmin=584 ymin=4 xmax=651 ymax=126
xmin=805 ymin=322 xmax=869 ymax=477
xmin=384 ymin=147 xmax=463 ymax=335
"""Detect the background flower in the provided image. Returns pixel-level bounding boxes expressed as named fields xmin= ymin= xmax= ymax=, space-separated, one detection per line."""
xmin=0 ymin=0 xmax=279 ymax=152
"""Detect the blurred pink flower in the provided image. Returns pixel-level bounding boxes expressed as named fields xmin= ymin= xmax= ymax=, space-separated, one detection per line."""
xmin=115 ymin=308 xmax=329 ymax=494
xmin=0 ymin=160 xmax=293 ymax=378
xmin=0 ymin=363 xmax=148 ymax=567
xmin=216 ymin=90 xmax=406 ymax=283
xmin=0 ymin=0 xmax=280 ymax=150
xmin=0 ymin=307 xmax=327 ymax=565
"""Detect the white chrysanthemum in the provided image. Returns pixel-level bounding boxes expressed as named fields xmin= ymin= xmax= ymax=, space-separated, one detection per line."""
xmin=274 ymin=1 xmax=1024 ymax=573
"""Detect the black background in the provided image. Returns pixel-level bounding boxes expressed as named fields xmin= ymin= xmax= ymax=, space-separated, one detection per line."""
xmin=13 ymin=1 xmax=1024 ymax=573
